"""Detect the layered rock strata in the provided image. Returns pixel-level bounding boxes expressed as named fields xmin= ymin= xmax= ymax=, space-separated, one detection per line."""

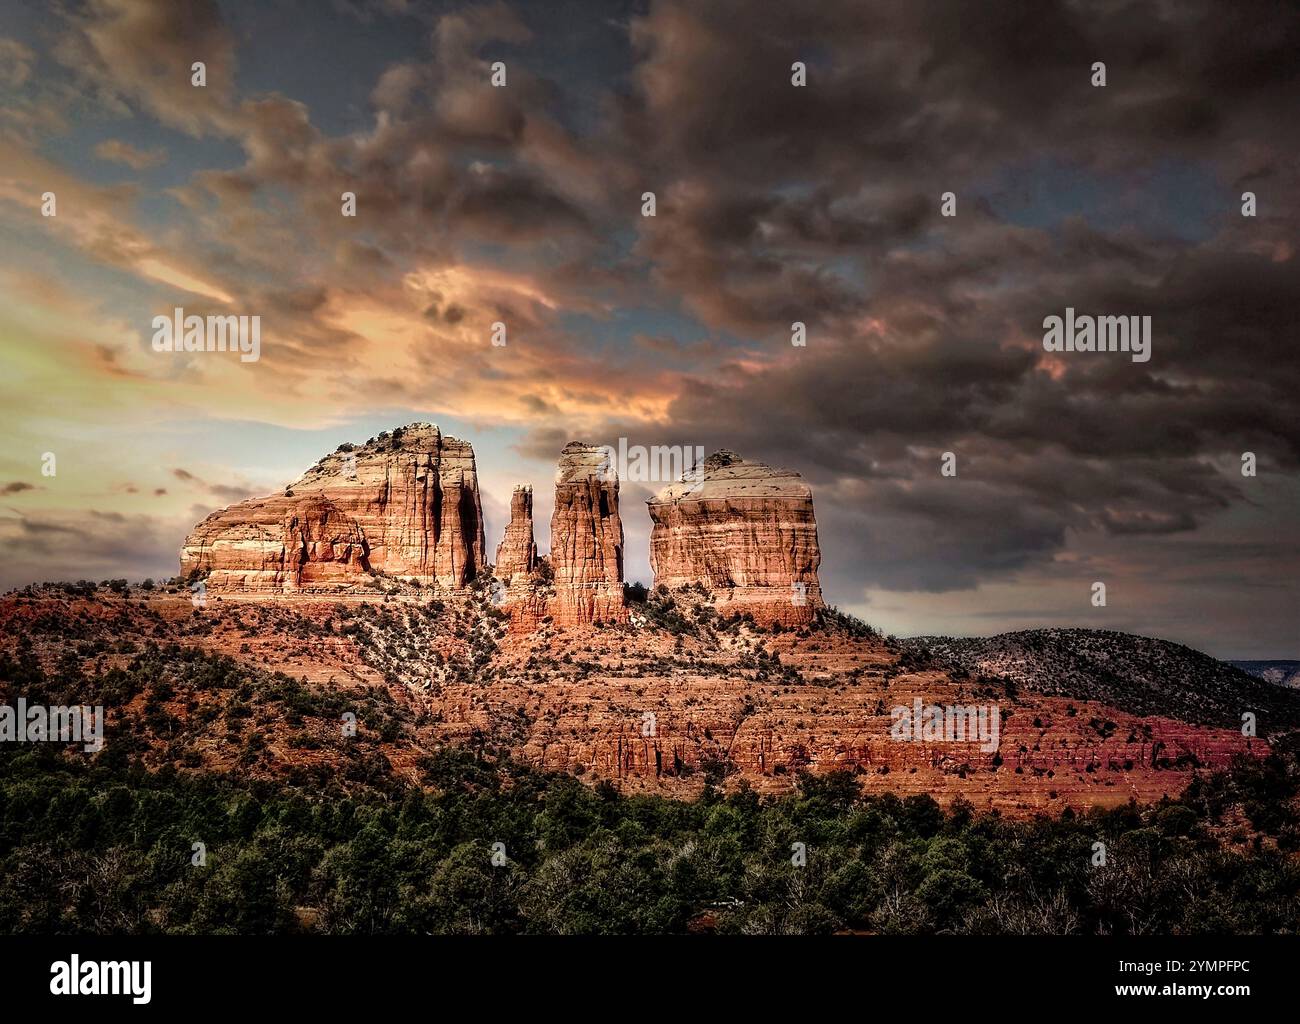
xmin=647 ymin=450 xmax=823 ymax=626
xmin=494 ymin=486 xmax=538 ymax=584
xmin=180 ymin=423 xmax=486 ymax=592
xmin=547 ymin=442 xmax=627 ymax=625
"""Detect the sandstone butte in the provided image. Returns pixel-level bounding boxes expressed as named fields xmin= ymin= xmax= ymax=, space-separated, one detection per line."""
xmin=648 ymin=450 xmax=824 ymax=627
xmin=3 ymin=424 xmax=1277 ymax=814
xmin=180 ymin=427 xmax=826 ymax=632
xmin=179 ymin=423 xmax=486 ymax=593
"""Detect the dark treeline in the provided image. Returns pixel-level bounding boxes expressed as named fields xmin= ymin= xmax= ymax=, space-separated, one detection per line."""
xmin=1 ymin=743 xmax=1298 ymax=935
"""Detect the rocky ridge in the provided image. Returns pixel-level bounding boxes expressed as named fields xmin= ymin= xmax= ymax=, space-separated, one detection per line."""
xmin=1 ymin=583 xmax=1287 ymax=815
xmin=903 ymin=629 xmax=1300 ymax=730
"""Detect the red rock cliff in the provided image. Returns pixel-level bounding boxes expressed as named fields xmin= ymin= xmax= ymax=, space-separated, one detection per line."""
xmin=180 ymin=423 xmax=486 ymax=592
xmin=548 ymin=442 xmax=627 ymax=625
xmin=495 ymin=485 xmax=538 ymax=584
xmin=647 ymin=449 xmax=823 ymax=626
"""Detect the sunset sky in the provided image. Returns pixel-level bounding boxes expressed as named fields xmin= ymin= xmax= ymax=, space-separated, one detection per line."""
xmin=1 ymin=0 xmax=1297 ymax=657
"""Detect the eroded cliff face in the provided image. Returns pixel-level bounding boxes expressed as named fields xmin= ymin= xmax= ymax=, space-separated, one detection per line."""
xmin=494 ymin=485 xmax=538 ymax=585
xmin=647 ymin=450 xmax=823 ymax=626
xmin=547 ymin=442 xmax=627 ymax=625
xmin=282 ymin=495 xmax=371 ymax=588
xmin=180 ymin=423 xmax=486 ymax=592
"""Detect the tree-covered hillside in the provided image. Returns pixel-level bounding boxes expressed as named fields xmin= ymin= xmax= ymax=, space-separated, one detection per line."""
xmin=2 ymin=743 xmax=1298 ymax=935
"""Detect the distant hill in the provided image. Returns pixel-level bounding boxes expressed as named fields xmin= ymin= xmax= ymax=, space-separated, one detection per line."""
xmin=1231 ymin=661 xmax=1300 ymax=689
xmin=902 ymin=628 xmax=1300 ymax=733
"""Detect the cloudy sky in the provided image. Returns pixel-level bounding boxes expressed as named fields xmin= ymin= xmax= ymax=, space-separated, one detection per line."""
xmin=0 ymin=0 xmax=1297 ymax=657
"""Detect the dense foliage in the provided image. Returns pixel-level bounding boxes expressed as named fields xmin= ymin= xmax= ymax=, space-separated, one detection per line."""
xmin=1 ymin=744 xmax=1297 ymax=935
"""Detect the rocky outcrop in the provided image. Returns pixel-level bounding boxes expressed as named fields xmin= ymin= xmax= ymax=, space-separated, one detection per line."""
xmin=282 ymin=495 xmax=371 ymax=588
xmin=179 ymin=427 xmax=823 ymax=626
xmin=494 ymin=486 xmax=538 ymax=584
xmin=647 ymin=450 xmax=823 ymax=626
xmin=548 ymin=442 xmax=627 ymax=625
xmin=180 ymin=423 xmax=486 ymax=592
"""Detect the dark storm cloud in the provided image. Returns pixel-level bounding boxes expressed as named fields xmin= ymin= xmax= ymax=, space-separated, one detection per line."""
xmin=507 ymin=0 xmax=1300 ymax=604
xmin=623 ymin=0 xmax=1300 ymax=342
xmin=446 ymin=164 xmax=592 ymax=241
xmin=53 ymin=0 xmax=237 ymax=134
xmin=0 ymin=510 xmax=183 ymax=590
xmin=819 ymin=479 xmax=1071 ymax=593
xmin=25 ymin=1 xmax=1300 ymax=641
xmin=611 ymin=223 xmax=1299 ymax=591
xmin=625 ymin=0 xmax=1300 ymax=182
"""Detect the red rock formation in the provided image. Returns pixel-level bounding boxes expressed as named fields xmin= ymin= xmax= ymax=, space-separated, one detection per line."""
xmin=647 ymin=449 xmax=823 ymax=626
xmin=283 ymin=495 xmax=370 ymax=589
xmin=0 ymin=587 xmax=1279 ymax=813
xmin=548 ymin=442 xmax=627 ymax=625
xmin=180 ymin=423 xmax=486 ymax=592
xmin=494 ymin=485 xmax=538 ymax=584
